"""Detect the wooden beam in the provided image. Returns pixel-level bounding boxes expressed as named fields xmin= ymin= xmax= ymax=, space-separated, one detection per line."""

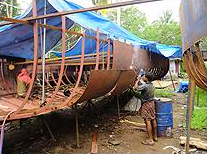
xmin=0 ymin=0 xmax=162 ymax=25
xmin=0 ymin=16 xmax=108 ymax=42
xmin=0 ymin=16 xmax=30 ymax=25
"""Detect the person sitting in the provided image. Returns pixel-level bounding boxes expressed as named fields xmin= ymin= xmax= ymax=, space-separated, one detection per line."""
xmin=17 ymin=68 xmax=32 ymax=97
xmin=133 ymin=73 xmax=157 ymax=146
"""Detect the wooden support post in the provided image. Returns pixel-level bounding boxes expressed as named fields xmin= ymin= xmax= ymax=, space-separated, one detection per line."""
xmin=102 ymin=49 xmax=104 ymax=70
xmin=75 ymin=105 xmax=80 ymax=148
xmin=107 ymin=39 xmax=110 ymax=70
xmin=117 ymin=95 xmax=120 ymax=120
xmin=91 ymin=132 xmax=98 ymax=154
xmin=43 ymin=118 xmax=56 ymax=142
xmin=185 ymin=79 xmax=195 ymax=154
xmin=95 ymin=29 xmax=100 ymax=70
xmin=169 ymin=70 xmax=176 ymax=91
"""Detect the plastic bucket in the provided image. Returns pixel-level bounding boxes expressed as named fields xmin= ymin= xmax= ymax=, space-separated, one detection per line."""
xmin=155 ymin=98 xmax=173 ymax=137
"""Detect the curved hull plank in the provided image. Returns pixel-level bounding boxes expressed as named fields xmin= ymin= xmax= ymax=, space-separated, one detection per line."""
xmin=77 ymin=69 xmax=120 ymax=103
xmin=111 ymin=70 xmax=136 ymax=96
xmin=132 ymin=47 xmax=169 ymax=80
xmin=113 ymin=40 xmax=169 ymax=81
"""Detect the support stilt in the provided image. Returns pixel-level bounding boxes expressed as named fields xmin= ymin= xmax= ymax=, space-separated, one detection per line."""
xmin=91 ymin=132 xmax=98 ymax=154
xmin=75 ymin=104 xmax=80 ymax=148
xmin=117 ymin=95 xmax=120 ymax=120
xmin=81 ymin=100 xmax=99 ymax=118
xmin=169 ymin=70 xmax=176 ymax=91
xmin=43 ymin=118 xmax=56 ymax=141
xmin=185 ymin=79 xmax=195 ymax=154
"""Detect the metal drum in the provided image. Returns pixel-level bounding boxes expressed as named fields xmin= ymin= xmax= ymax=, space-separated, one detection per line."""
xmin=155 ymin=98 xmax=173 ymax=137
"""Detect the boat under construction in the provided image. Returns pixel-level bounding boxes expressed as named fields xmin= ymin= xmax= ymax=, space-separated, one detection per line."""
xmin=0 ymin=0 xmax=181 ymax=122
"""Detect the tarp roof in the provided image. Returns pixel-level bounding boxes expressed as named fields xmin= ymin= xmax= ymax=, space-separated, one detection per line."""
xmin=0 ymin=0 xmax=181 ymax=59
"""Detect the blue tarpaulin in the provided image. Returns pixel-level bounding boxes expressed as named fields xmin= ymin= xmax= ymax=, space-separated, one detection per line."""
xmin=54 ymin=30 xmax=112 ymax=57
xmin=0 ymin=0 xmax=181 ymax=59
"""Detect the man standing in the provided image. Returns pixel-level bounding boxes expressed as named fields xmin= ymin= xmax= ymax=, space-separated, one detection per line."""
xmin=134 ymin=73 xmax=157 ymax=146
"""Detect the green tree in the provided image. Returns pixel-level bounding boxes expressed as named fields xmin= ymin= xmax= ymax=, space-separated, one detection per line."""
xmin=92 ymin=0 xmax=109 ymax=15
xmin=0 ymin=0 xmax=20 ymax=17
xmin=92 ymin=0 xmax=109 ymax=5
xmin=159 ymin=10 xmax=173 ymax=24
xmin=140 ymin=10 xmax=181 ymax=46
xmin=107 ymin=6 xmax=147 ymax=36
xmin=200 ymin=37 xmax=207 ymax=50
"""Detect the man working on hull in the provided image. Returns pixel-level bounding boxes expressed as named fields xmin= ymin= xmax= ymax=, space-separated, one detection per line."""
xmin=134 ymin=72 xmax=157 ymax=146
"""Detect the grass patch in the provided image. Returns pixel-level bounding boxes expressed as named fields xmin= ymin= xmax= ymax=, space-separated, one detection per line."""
xmin=193 ymin=87 xmax=207 ymax=129
xmin=154 ymin=88 xmax=174 ymax=98
xmin=191 ymin=108 xmax=207 ymax=130
xmin=194 ymin=87 xmax=207 ymax=108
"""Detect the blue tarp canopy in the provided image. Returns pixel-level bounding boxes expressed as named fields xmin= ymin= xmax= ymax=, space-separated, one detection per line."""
xmin=0 ymin=0 xmax=181 ymax=59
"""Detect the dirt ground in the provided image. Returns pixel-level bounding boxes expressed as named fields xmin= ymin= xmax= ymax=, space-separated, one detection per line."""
xmin=2 ymin=87 xmax=207 ymax=154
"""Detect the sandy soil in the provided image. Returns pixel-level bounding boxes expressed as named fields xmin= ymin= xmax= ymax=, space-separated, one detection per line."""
xmin=2 ymin=90 xmax=207 ymax=154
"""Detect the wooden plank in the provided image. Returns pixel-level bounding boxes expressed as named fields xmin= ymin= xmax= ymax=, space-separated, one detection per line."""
xmin=180 ymin=136 xmax=207 ymax=150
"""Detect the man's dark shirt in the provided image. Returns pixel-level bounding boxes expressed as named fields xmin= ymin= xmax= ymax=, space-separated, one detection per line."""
xmin=134 ymin=81 xmax=155 ymax=104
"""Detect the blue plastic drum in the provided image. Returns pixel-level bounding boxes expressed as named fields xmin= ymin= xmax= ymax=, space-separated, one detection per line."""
xmin=155 ymin=98 xmax=173 ymax=137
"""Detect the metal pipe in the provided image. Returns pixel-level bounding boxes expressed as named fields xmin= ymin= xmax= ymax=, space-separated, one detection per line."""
xmin=42 ymin=0 xmax=47 ymax=104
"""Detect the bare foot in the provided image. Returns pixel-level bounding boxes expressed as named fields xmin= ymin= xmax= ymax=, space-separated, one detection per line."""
xmin=153 ymin=136 xmax=158 ymax=142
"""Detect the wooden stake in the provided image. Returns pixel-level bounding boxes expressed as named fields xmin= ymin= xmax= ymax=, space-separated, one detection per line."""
xmin=185 ymin=79 xmax=195 ymax=154
xmin=169 ymin=70 xmax=176 ymax=91
xmin=117 ymin=95 xmax=120 ymax=120
xmin=75 ymin=105 xmax=80 ymax=148
xmin=91 ymin=132 xmax=98 ymax=154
